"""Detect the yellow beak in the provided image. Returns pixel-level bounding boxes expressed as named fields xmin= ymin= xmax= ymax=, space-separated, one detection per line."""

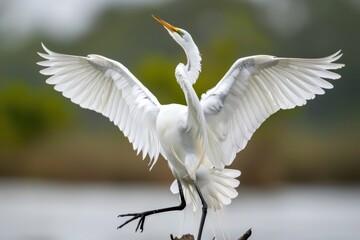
xmin=152 ymin=15 xmax=180 ymax=33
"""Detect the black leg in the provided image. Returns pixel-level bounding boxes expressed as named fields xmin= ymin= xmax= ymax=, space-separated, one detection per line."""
xmin=118 ymin=180 xmax=186 ymax=232
xmin=195 ymin=185 xmax=208 ymax=240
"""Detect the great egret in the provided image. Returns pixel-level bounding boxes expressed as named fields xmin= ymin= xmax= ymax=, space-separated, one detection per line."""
xmin=37 ymin=15 xmax=344 ymax=240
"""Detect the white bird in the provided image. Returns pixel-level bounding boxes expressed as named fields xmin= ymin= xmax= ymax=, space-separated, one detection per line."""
xmin=37 ymin=15 xmax=344 ymax=240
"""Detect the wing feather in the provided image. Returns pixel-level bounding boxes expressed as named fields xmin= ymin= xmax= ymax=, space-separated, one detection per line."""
xmin=38 ymin=44 xmax=162 ymax=165
xmin=201 ymin=51 xmax=344 ymax=167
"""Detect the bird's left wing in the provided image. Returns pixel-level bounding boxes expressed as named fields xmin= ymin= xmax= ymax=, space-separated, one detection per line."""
xmin=38 ymin=44 xmax=162 ymax=168
xmin=200 ymin=51 xmax=344 ymax=167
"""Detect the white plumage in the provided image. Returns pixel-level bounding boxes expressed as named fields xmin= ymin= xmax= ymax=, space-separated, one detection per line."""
xmin=37 ymin=16 xmax=344 ymax=240
xmin=38 ymin=50 xmax=162 ymax=168
xmin=201 ymin=52 xmax=343 ymax=167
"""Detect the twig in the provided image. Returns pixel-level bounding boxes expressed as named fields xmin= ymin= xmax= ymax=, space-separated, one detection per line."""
xmin=239 ymin=228 xmax=252 ymax=240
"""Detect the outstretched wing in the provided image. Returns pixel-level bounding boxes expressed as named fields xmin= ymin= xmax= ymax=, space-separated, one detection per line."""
xmin=201 ymin=51 xmax=344 ymax=167
xmin=38 ymin=44 xmax=162 ymax=168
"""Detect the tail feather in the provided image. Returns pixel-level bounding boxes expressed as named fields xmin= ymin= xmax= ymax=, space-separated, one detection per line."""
xmin=170 ymin=168 xmax=240 ymax=211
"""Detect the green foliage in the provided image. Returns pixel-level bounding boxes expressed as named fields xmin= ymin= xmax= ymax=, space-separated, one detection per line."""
xmin=136 ymin=54 xmax=186 ymax=104
xmin=0 ymin=82 xmax=71 ymax=149
xmin=0 ymin=0 xmax=358 ymax=182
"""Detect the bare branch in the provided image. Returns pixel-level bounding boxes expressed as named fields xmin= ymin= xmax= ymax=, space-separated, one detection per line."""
xmin=170 ymin=233 xmax=194 ymax=240
xmin=170 ymin=228 xmax=252 ymax=240
xmin=239 ymin=228 xmax=252 ymax=240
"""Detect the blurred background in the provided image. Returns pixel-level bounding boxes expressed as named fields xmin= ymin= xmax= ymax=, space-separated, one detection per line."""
xmin=0 ymin=0 xmax=359 ymax=240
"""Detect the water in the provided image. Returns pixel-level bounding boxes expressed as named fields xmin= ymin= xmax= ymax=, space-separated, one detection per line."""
xmin=0 ymin=180 xmax=359 ymax=240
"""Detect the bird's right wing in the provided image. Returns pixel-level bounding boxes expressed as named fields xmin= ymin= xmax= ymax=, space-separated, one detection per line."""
xmin=200 ymin=51 xmax=344 ymax=168
xmin=38 ymin=44 xmax=162 ymax=168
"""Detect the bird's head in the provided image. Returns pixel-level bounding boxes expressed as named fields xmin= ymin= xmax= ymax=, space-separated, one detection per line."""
xmin=152 ymin=15 xmax=194 ymax=50
xmin=152 ymin=15 xmax=201 ymax=84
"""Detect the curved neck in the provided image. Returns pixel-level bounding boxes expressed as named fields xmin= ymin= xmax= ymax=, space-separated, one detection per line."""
xmin=175 ymin=64 xmax=205 ymax=134
xmin=183 ymin=42 xmax=201 ymax=85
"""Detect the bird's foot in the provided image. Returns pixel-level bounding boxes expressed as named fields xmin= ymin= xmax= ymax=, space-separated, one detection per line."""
xmin=117 ymin=211 xmax=150 ymax=232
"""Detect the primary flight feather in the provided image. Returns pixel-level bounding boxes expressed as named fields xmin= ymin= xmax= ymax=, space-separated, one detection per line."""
xmin=37 ymin=15 xmax=344 ymax=240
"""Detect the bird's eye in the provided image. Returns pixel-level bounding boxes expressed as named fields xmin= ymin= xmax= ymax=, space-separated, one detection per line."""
xmin=177 ymin=30 xmax=185 ymax=38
